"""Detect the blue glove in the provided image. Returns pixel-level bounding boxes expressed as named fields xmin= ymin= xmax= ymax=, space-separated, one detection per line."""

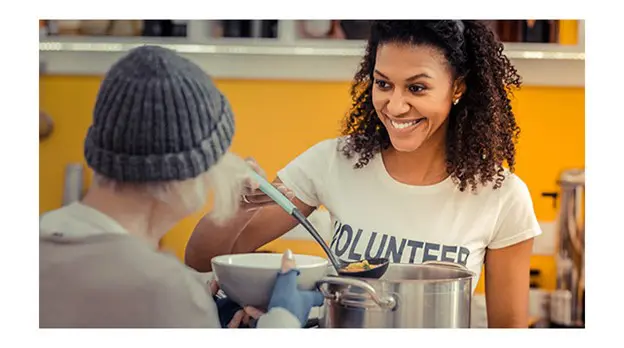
xmin=266 ymin=269 xmax=325 ymax=327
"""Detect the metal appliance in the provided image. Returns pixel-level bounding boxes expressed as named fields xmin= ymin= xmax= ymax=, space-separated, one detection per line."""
xmin=62 ymin=163 xmax=84 ymax=206
xmin=549 ymin=169 xmax=585 ymax=328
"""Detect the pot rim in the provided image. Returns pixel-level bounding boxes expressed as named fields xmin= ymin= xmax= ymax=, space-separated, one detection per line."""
xmin=340 ymin=273 xmax=475 ymax=284
xmin=326 ymin=262 xmax=477 ymax=283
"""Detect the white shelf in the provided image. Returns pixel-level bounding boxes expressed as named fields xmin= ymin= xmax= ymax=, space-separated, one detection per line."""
xmin=39 ymin=28 xmax=585 ymax=87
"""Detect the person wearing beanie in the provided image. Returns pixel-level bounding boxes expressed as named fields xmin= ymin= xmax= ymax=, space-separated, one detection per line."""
xmin=39 ymin=45 xmax=322 ymax=328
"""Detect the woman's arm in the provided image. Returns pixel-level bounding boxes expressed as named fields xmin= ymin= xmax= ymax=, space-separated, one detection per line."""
xmin=184 ymin=178 xmax=316 ymax=272
xmin=484 ymin=238 xmax=534 ymax=328
xmin=186 ymin=139 xmax=336 ymax=272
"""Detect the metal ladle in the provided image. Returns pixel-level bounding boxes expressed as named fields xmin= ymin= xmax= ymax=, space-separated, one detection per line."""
xmin=248 ymin=170 xmax=389 ymax=279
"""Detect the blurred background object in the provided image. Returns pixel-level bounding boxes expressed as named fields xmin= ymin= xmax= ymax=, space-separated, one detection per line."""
xmin=39 ymin=111 xmax=54 ymax=140
xmin=55 ymin=20 xmax=82 ymax=35
xmin=218 ymin=20 xmax=278 ymax=38
xmin=40 ymin=20 xmax=572 ymax=44
xmin=296 ymin=20 xmax=372 ymax=40
xmin=77 ymin=20 xmax=112 ymax=36
xmin=487 ymin=20 xmax=559 ymax=43
xmin=108 ymin=20 xmax=144 ymax=37
xmin=549 ymin=169 xmax=585 ymax=328
xmin=62 ymin=163 xmax=84 ymax=206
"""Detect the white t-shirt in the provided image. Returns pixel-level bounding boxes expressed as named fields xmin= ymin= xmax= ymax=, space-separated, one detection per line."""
xmin=277 ymin=137 xmax=542 ymax=293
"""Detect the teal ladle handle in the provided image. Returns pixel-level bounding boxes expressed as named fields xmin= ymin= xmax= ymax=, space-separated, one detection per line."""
xmin=246 ymin=169 xmax=344 ymax=272
xmin=247 ymin=170 xmax=297 ymax=215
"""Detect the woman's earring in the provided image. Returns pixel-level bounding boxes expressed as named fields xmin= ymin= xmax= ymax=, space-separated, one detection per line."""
xmin=453 ymin=99 xmax=459 ymax=105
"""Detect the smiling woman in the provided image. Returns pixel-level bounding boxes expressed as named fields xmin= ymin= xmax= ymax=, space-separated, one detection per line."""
xmin=186 ymin=20 xmax=540 ymax=328
xmin=372 ymin=45 xmax=456 ymax=153
xmin=341 ymin=20 xmax=521 ymax=192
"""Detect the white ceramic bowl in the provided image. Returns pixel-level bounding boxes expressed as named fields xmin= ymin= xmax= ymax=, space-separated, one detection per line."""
xmin=211 ymin=253 xmax=329 ymax=308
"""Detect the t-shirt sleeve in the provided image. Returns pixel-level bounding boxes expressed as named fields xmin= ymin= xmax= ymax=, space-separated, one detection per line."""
xmin=488 ymin=175 xmax=543 ymax=250
xmin=276 ymin=138 xmax=338 ymax=208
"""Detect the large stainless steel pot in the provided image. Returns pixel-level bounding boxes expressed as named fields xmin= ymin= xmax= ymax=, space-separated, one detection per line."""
xmin=316 ymin=261 xmax=475 ymax=328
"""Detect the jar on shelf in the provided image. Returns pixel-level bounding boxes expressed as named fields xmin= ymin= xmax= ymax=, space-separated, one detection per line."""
xmin=108 ymin=20 xmax=143 ymax=37
xmin=55 ymin=20 xmax=81 ymax=35
xmin=79 ymin=20 xmax=112 ymax=36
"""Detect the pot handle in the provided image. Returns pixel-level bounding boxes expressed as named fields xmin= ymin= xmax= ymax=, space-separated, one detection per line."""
xmin=316 ymin=276 xmax=396 ymax=310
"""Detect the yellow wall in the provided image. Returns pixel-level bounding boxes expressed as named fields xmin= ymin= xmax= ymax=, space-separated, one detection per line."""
xmin=39 ymin=76 xmax=584 ymax=294
xmin=559 ymin=20 xmax=579 ymax=45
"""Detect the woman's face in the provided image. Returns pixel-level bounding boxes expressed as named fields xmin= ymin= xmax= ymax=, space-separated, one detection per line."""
xmin=372 ymin=42 xmax=463 ymax=153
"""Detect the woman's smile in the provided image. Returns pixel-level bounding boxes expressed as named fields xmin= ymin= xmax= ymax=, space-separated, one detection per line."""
xmin=385 ymin=115 xmax=426 ymax=133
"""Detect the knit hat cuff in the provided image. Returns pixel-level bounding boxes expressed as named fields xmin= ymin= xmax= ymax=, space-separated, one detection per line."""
xmin=85 ymin=107 xmax=235 ymax=183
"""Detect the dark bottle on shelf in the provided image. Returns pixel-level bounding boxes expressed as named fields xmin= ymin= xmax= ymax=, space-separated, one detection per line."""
xmin=260 ymin=20 xmax=278 ymax=38
xmin=222 ymin=20 xmax=252 ymax=38
xmin=522 ymin=20 xmax=558 ymax=43
xmin=142 ymin=20 xmax=170 ymax=37
xmin=495 ymin=20 xmax=523 ymax=43
xmin=170 ymin=20 xmax=188 ymax=37
xmin=339 ymin=20 xmax=372 ymax=40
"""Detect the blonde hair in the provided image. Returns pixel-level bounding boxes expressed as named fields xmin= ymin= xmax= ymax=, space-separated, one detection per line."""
xmin=92 ymin=152 xmax=250 ymax=224
xmin=204 ymin=152 xmax=250 ymax=224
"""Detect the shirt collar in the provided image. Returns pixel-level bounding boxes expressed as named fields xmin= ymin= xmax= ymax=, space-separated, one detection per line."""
xmin=40 ymin=202 xmax=129 ymax=238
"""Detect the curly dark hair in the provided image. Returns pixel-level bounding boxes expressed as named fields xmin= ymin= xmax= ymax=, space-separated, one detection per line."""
xmin=340 ymin=20 xmax=522 ymax=192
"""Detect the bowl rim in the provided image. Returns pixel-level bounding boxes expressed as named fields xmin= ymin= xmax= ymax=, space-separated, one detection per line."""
xmin=211 ymin=253 xmax=329 ymax=270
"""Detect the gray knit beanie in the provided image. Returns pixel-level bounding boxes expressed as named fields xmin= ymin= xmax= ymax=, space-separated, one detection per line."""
xmin=84 ymin=45 xmax=235 ymax=182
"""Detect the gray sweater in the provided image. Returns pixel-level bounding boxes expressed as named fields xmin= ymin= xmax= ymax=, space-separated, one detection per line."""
xmin=39 ymin=203 xmax=300 ymax=328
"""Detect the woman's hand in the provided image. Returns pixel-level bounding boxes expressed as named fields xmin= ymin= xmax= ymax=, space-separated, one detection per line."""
xmin=241 ymin=158 xmax=295 ymax=211
xmin=209 ymin=280 xmax=264 ymax=328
